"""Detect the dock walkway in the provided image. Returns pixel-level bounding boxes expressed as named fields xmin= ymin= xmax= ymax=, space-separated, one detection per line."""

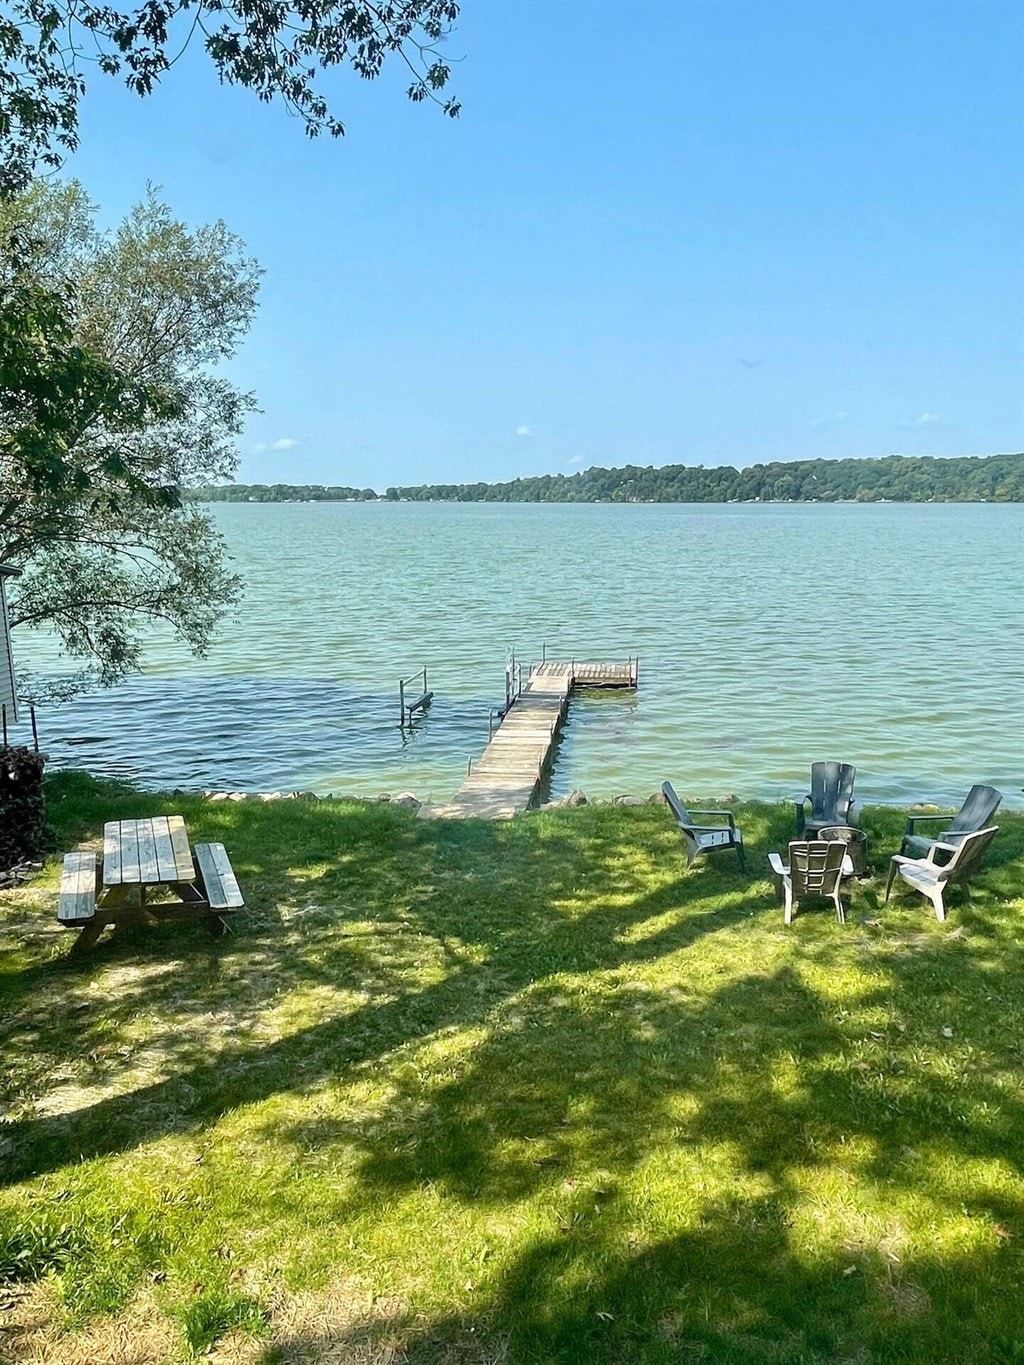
xmin=422 ymin=659 xmax=637 ymax=820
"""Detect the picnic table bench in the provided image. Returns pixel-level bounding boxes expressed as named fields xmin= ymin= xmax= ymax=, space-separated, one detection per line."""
xmin=58 ymin=816 xmax=243 ymax=953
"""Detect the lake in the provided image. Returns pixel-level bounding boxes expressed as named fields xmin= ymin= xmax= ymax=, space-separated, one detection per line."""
xmin=14 ymin=501 xmax=1024 ymax=808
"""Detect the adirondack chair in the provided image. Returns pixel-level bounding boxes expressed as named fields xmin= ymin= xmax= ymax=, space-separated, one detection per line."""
xmin=795 ymin=762 xmax=857 ymax=837
xmin=769 ymin=840 xmax=853 ymax=925
xmin=661 ymin=781 xmax=745 ymax=869
xmin=900 ymin=785 xmax=1002 ymax=861
xmin=885 ymin=825 xmax=999 ymax=922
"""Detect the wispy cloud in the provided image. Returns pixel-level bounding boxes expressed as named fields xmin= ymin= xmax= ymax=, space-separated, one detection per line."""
xmin=567 ymin=454 xmax=585 ymax=467
xmin=516 ymin=425 xmax=532 ymax=437
xmin=252 ymin=437 xmax=299 ymax=453
xmin=899 ymin=412 xmax=954 ymax=431
xmin=738 ymin=356 xmax=764 ymax=369
xmin=810 ymin=410 xmax=850 ymax=430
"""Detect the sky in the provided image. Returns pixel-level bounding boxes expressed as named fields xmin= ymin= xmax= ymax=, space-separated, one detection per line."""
xmin=66 ymin=0 xmax=1024 ymax=489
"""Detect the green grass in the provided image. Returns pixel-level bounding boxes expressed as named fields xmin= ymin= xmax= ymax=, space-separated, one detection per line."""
xmin=1 ymin=773 xmax=1023 ymax=1362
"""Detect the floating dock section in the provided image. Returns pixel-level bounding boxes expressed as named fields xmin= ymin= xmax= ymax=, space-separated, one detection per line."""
xmin=423 ymin=659 xmax=637 ymax=820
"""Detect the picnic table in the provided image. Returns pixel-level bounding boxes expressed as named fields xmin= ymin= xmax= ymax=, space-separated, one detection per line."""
xmin=58 ymin=816 xmax=243 ymax=953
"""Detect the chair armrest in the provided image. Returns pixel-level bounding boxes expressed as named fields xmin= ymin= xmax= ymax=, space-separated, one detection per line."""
xmin=686 ymin=824 xmax=738 ymax=835
xmin=905 ymin=813 xmax=952 ymax=833
xmin=795 ymin=795 xmax=810 ymax=836
xmin=689 ymin=809 xmax=735 ymax=829
xmin=926 ymin=841 xmax=961 ymax=863
xmin=767 ymin=852 xmax=787 ymax=876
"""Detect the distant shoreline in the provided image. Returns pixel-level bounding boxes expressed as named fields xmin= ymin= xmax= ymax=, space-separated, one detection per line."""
xmin=192 ymin=496 xmax=1016 ymax=507
xmin=188 ymin=452 xmax=1022 ymax=505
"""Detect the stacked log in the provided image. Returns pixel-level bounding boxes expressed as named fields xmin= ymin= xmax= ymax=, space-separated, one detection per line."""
xmin=0 ymin=746 xmax=50 ymax=873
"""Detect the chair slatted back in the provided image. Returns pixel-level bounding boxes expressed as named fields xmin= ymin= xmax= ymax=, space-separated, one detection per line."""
xmin=810 ymin=762 xmax=856 ymax=823
xmin=788 ymin=840 xmax=846 ymax=896
xmin=949 ymin=785 xmax=1002 ymax=835
xmin=941 ymin=826 xmax=999 ymax=882
xmin=661 ymin=781 xmax=693 ymax=830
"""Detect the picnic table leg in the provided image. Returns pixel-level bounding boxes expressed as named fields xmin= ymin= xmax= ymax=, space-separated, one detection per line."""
xmin=67 ymin=882 xmax=133 ymax=954
xmin=96 ymin=884 xmax=133 ymax=912
xmin=70 ymin=923 xmax=105 ymax=955
xmin=170 ymin=880 xmax=230 ymax=936
xmin=98 ymin=883 xmax=147 ymax=931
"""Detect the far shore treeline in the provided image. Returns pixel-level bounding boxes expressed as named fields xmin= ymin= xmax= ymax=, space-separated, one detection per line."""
xmin=190 ymin=452 xmax=1023 ymax=505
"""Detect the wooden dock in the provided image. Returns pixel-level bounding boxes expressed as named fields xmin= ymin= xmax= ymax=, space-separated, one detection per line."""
xmin=421 ymin=659 xmax=637 ymax=820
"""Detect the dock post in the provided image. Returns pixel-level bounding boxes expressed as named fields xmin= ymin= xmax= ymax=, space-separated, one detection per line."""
xmin=399 ymin=678 xmax=405 ymax=725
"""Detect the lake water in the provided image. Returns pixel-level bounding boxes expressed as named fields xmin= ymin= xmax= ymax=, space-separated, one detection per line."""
xmin=13 ymin=501 xmax=1024 ymax=808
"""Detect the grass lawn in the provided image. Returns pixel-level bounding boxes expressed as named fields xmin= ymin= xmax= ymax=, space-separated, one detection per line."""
xmin=1 ymin=774 xmax=1022 ymax=1363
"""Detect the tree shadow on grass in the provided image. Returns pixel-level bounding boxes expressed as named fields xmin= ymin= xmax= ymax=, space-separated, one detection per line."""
xmin=261 ymin=850 xmax=1024 ymax=1358
xmin=1 ymin=781 xmax=755 ymax=1185
xmin=260 ymin=960 xmax=1024 ymax=1360
xmin=261 ymin=1204 xmax=1020 ymax=1364
xmin=2 ymin=778 xmax=1022 ymax=1360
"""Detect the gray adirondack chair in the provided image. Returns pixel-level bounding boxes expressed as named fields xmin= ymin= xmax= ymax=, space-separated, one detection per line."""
xmin=662 ymin=781 xmax=745 ymax=869
xmin=796 ymin=762 xmax=857 ymax=837
xmin=900 ymin=785 xmax=1002 ymax=860
xmin=885 ymin=825 xmax=999 ymax=921
xmin=769 ymin=840 xmax=853 ymax=925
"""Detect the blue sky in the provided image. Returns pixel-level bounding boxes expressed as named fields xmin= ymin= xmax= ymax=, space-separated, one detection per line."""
xmin=68 ymin=0 xmax=1023 ymax=488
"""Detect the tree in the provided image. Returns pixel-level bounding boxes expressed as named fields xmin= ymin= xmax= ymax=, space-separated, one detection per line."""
xmin=0 ymin=0 xmax=461 ymax=196
xmin=0 ymin=181 xmax=260 ymax=693
xmin=1 ymin=237 xmax=180 ymax=507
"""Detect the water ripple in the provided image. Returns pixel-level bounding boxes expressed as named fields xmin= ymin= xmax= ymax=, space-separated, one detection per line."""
xmin=16 ymin=501 xmax=1024 ymax=807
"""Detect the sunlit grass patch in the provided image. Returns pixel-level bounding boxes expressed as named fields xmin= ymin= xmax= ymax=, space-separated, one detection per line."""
xmin=0 ymin=773 xmax=1021 ymax=1360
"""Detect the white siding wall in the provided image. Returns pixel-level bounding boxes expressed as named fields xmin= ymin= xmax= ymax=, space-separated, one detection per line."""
xmin=0 ymin=580 xmax=17 ymax=724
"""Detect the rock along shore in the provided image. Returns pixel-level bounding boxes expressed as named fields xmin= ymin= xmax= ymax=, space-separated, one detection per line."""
xmin=191 ymin=788 xmax=743 ymax=813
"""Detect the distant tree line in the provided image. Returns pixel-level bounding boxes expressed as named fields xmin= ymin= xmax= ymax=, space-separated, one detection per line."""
xmin=385 ymin=454 xmax=1021 ymax=503
xmin=192 ymin=454 xmax=1022 ymax=506
xmin=190 ymin=483 xmax=380 ymax=502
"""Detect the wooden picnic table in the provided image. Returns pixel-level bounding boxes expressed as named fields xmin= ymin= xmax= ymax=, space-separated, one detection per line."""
xmin=59 ymin=816 xmax=244 ymax=953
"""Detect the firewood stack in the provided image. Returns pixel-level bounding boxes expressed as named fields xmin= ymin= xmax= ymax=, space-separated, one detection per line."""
xmin=0 ymin=746 xmax=50 ymax=876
